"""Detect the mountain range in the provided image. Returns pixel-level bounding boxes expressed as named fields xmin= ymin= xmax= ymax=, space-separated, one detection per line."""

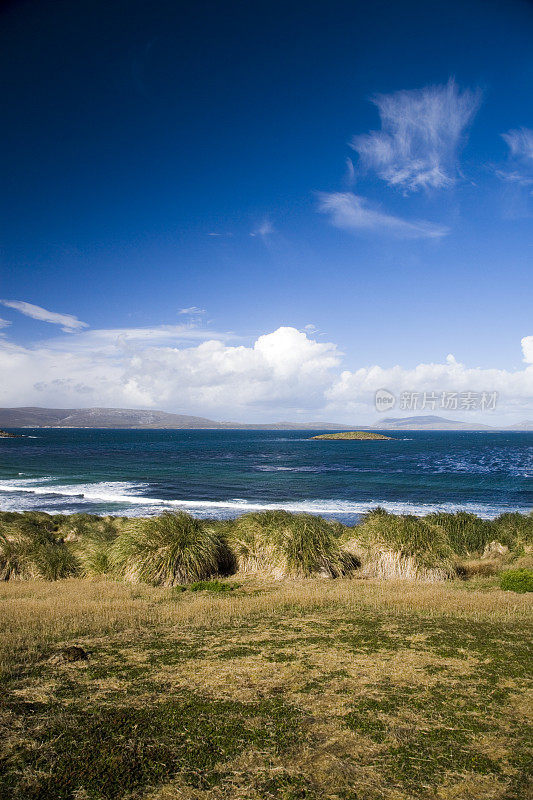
xmin=0 ymin=407 xmax=531 ymax=431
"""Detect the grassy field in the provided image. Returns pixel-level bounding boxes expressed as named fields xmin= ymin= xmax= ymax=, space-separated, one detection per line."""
xmin=1 ymin=574 xmax=531 ymax=800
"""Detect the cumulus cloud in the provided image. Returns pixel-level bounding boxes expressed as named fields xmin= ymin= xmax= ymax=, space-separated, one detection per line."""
xmin=0 ymin=300 xmax=88 ymax=332
xmin=325 ymin=352 xmax=533 ymax=418
xmin=318 ymin=192 xmax=449 ymax=239
xmin=522 ymin=335 xmax=533 ymax=364
xmin=0 ymin=327 xmax=341 ymax=416
xmin=351 ymin=79 xmax=481 ymax=192
xmin=0 ymin=324 xmax=531 ymax=422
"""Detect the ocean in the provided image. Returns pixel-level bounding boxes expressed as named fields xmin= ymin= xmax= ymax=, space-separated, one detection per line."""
xmin=0 ymin=428 xmax=531 ymax=523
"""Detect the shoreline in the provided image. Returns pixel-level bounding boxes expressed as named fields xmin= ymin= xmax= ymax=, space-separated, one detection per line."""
xmin=0 ymin=491 xmax=530 ymax=520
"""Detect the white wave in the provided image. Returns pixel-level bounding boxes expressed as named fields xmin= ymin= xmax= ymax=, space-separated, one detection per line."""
xmin=0 ymin=478 xmax=529 ymax=519
xmin=0 ymin=479 xmax=150 ymax=503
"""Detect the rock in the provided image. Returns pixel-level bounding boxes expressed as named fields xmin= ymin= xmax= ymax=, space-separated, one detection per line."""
xmin=61 ymin=646 xmax=89 ymax=662
xmin=483 ymin=541 xmax=509 ymax=559
xmin=0 ymin=429 xmax=18 ymax=438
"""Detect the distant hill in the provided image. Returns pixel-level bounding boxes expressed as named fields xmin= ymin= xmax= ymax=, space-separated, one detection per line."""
xmin=372 ymin=415 xmax=494 ymax=431
xmin=0 ymin=407 xmax=221 ymax=429
xmin=0 ymin=408 xmax=530 ymax=431
xmin=0 ymin=407 xmax=354 ymax=430
xmin=506 ymin=420 xmax=533 ymax=431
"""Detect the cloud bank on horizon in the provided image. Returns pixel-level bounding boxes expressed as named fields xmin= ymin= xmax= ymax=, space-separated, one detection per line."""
xmin=0 ymin=306 xmax=531 ymax=423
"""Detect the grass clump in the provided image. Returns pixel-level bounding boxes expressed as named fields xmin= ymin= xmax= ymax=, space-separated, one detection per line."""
xmin=70 ymin=517 xmax=123 ymax=577
xmin=500 ymin=568 xmax=533 ymax=593
xmin=426 ymin=511 xmax=495 ymax=556
xmin=228 ymin=510 xmax=359 ymax=578
xmin=111 ymin=511 xmax=234 ymax=586
xmin=0 ymin=514 xmax=79 ymax=581
xmin=345 ymin=509 xmax=456 ymax=581
xmin=493 ymin=511 xmax=533 ymax=551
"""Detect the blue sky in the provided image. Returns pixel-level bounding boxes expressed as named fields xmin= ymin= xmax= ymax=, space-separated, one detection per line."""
xmin=0 ymin=0 xmax=532 ymax=423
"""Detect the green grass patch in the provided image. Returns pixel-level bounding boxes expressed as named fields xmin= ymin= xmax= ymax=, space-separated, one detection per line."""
xmin=189 ymin=579 xmax=241 ymax=592
xmin=1 ymin=693 xmax=305 ymax=800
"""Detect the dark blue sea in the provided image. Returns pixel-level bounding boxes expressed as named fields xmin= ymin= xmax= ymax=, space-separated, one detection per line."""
xmin=0 ymin=429 xmax=531 ymax=522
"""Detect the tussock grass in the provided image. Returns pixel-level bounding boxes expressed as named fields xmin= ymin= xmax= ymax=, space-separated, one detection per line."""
xmin=111 ymin=512 xmax=234 ymax=586
xmin=493 ymin=511 xmax=533 ymax=552
xmin=344 ymin=509 xmax=456 ymax=582
xmin=0 ymin=514 xmax=79 ymax=581
xmin=228 ymin=511 xmax=359 ymax=578
xmin=1 ymin=509 xmax=531 ymax=588
xmin=73 ymin=524 xmax=118 ymax=577
xmin=425 ymin=511 xmax=495 ymax=556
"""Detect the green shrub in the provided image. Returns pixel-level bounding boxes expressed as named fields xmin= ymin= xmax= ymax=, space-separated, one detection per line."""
xmin=499 ymin=568 xmax=533 ymax=593
xmin=111 ymin=512 xmax=234 ymax=586
xmin=229 ymin=511 xmax=358 ymax=578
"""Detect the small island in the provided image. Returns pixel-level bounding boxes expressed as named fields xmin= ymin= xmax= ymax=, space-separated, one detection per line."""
xmin=311 ymin=431 xmax=393 ymax=440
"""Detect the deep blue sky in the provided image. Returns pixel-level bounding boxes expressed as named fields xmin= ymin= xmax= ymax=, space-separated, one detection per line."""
xmin=0 ymin=0 xmax=532 ymax=421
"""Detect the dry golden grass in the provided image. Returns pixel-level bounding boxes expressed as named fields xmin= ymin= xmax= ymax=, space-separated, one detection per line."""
xmin=1 ymin=576 xmax=531 ymax=800
xmin=1 ymin=575 xmax=530 ymax=677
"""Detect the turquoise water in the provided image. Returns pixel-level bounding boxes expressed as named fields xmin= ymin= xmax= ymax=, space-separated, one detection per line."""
xmin=0 ymin=429 xmax=531 ymax=522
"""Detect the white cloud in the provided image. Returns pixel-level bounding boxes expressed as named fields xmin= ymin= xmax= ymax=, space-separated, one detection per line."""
xmin=325 ymin=352 xmax=533 ymax=419
xmin=502 ymin=128 xmax=533 ymax=162
xmin=351 ymin=79 xmax=481 ymax=192
xmin=522 ymin=335 xmax=533 ymax=364
xmin=0 ymin=326 xmax=340 ymax=416
xmin=40 ymin=325 xmax=235 ymax=355
xmin=318 ymin=192 xmax=449 ymax=239
xmin=0 ymin=318 xmax=11 ymax=329
xmin=250 ymin=219 xmax=274 ymax=238
xmin=498 ymin=128 xmax=533 ymax=187
xmin=178 ymin=307 xmax=207 ymax=316
xmin=0 ymin=324 xmax=531 ymax=423
xmin=0 ymin=300 xmax=88 ymax=332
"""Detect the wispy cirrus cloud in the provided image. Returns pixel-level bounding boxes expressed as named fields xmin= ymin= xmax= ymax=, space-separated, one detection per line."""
xmin=178 ymin=307 xmax=207 ymax=316
xmin=250 ymin=219 xmax=274 ymax=238
xmin=502 ymin=128 xmax=533 ymax=161
xmin=351 ymin=79 xmax=481 ymax=192
xmin=497 ymin=127 xmax=533 ymax=187
xmin=0 ymin=318 xmax=11 ymax=329
xmin=318 ymin=192 xmax=449 ymax=239
xmin=0 ymin=300 xmax=89 ymax=332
